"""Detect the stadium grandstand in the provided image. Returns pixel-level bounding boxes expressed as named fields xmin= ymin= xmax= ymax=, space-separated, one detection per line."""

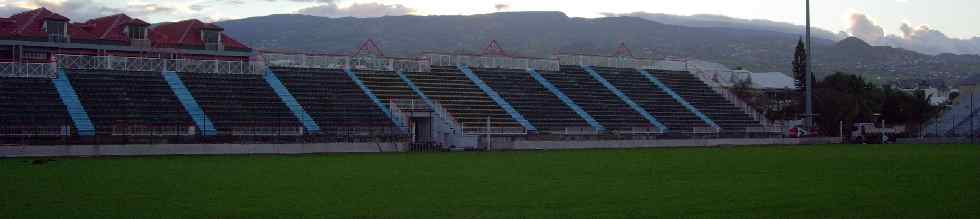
xmin=0 ymin=8 xmax=781 ymax=150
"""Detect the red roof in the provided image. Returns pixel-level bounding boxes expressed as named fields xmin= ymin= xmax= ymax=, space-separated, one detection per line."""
xmin=76 ymin=14 xmax=139 ymax=43
xmin=0 ymin=8 xmax=101 ymax=41
xmin=150 ymin=19 xmax=248 ymax=51
xmin=0 ymin=8 xmax=251 ymax=53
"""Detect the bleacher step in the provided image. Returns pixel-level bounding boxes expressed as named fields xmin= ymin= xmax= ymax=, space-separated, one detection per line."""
xmin=162 ymin=71 xmax=217 ymax=136
xmin=52 ymin=70 xmax=95 ymax=136
xmin=263 ymin=70 xmax=321 ymax=134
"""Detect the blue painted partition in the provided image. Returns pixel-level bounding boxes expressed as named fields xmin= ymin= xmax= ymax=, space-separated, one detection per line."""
xmin=457 ymin=65 xmax=538 ymax=133
xmin=263 ymin=69 xmax=321 ymax=134
xmin=580 ymin=65 xmax=668 ymax=133
xmin=527 ymin=68 xmax=606 ymax=133
xmin=638 ymin=69 xmax=721 ymax=131
xmin=344 ymin=68 xmax=408 ymax=133
xmin=163 ymin=71 xmax=217 ymax=136
xmin=52 ymin=70 xmax=95 ymax=136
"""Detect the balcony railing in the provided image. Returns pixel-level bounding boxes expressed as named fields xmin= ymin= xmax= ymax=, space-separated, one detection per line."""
xmin=48 ymin=34 xmax=70 ymax=43
xmin=0 ymin=62 xmax=57 ymax=78
xmin=205 ymin=42 xmax=224 ymax=51
xmin=131 ymin=39 xmax=151 ymax=48
xmin=259 ymin=51 xmax=431 ymax=72
xmin=555 ymin=54 xmax=655 ymax=69
xmin=55 ymin=55 xmax=261 ymax=74
xmin=423 ymin=53 xmax=560 ymax=71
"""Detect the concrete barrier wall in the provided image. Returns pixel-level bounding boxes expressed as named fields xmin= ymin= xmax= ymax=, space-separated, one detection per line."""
xmin=0 ymin=142 xmax=402 ymax=158
xmin=512 ymin=137 xmax=839 ymax=150
xmin=0 ymin=138 xmax=840 ymax=158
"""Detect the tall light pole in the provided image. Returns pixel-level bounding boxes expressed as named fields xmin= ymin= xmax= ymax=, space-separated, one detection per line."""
xmin=805 ymin=0 xmax=814 ymax=129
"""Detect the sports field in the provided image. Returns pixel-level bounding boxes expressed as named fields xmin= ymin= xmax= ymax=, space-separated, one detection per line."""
xmin=2 ymin=144 xmax=977 ymax=218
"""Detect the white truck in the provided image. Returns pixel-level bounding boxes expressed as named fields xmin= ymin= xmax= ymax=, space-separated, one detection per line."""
xmin=849 ymin=123 xmax=905 ymax=144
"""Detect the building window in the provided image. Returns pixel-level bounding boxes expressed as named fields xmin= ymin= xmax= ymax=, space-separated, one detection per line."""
xmin=44 ymin=20 xmax=69 ymax=43
xmin=202 ymin=30 xmax=221 ymax=44
xmin=202 ymin=30 xmax=222 ymax=50
xmin=127 ymin=26 xmax=147 ymax=40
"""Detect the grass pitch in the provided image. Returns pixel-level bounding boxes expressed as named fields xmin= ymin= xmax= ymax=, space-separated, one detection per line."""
xmin=2 ymin=144 xmax=978 ymax=218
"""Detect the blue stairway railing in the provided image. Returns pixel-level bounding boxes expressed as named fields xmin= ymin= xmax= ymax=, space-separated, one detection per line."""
xmin=344 ymin=68 xmax=408 ymax=133
xmin=162 ymin=71 xmax=217 ymax=136
xmin=458 ymin=65 xmax=537 ymax=133
xmin=526 ymin=68 xmax=606 ymax=133
xmin=638 ymin=69 xmax=721 ymax=131
xmin=397 ymin=71 xmax=456 ymax=133
xmin=52 ymin=70 xmax=95 ymax=136
xmin=263 ymin=69 xmax=321 ymax=134
xmin=581 ymin=65 xmax=668 ymax=133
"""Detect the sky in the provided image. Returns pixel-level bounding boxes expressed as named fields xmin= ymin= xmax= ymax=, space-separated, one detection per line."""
xmin=1 ymin=0 xmax=978 ymax=53
xmin=1 ymin=0 xmax=974 ymax=38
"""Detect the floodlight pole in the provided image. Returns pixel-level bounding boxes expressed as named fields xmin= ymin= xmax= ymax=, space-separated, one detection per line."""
xmin=804 ymin=0 xmax=814 ymax=129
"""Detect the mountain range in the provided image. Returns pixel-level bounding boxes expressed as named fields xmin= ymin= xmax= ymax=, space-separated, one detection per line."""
xmin=218 ymin=11 xmax=980 ymax=86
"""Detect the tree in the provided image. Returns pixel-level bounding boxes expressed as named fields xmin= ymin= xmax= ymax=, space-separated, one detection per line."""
xmin=791 ymin=38 xmax=808 ymax=116
xmin=812 ymin=72 xmax=940 ymax=136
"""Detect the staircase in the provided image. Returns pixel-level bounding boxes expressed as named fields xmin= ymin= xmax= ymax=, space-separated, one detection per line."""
xmin=649 ymin=69 xmax=762 ymax=133
xmin=0 ymin=78 xmax=73 ymax=137
xmin=404 ymin=66 xmax=523 ymax=134
xmin=163 ymin=71 xmax=217 ymax=136
xmin=272 ymin=67 xmax=398 ymax=138
xmin=458 ymin=65 xmax=537 ymax=133
xmin=264 ymin=70 xmax=321 ymax=134
xmin=547 ymin=66 xmax=654 ymax=133
xmin=52 ymin=70 xmax=94 ymax=136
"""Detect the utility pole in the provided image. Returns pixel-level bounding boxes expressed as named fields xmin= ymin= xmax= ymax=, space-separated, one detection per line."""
xmin=804 ymin=0 xmax=814 ymax=129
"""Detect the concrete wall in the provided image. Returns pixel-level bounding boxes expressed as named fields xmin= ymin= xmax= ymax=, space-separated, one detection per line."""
xmin=512 ymin=137 xmax=840 ymax=150
xmin=0 ymin=142 xmax=402 ymax=158
xmin=0 ymin=138 xmax=841 ymax=158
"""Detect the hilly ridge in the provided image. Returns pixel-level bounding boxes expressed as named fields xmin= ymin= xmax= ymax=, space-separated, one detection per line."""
xmin=219 ymin=12 xmax=980 ymax=85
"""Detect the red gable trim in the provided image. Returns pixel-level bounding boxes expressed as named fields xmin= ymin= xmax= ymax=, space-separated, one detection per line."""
xmin=614 ymin=42 xmax=634 ymax=58
xmin=353 ymin=38 xmax=384 ymax=57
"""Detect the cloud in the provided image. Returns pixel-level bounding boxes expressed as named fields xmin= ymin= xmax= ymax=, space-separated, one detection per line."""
xmin=297 ymin=1 xmax=415 ymax=18
xmin=844 ymin=12 xmax=980 ymax=55
xmin=494 ymin=3 xmax=510 ymax=12
xmin=604 ymin=12 xmax=844 ymax=41
xmin=845 ymin=13 xmax=885 ymax=43
xmin=0 ymin=0 xmax=177 ymax=21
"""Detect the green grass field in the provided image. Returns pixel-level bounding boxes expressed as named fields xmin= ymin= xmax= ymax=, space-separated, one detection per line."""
xmin=2 ymin=144 xmax=978 ymax=218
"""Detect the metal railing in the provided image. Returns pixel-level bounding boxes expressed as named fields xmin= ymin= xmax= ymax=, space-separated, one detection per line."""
xmin=0 ymin=126 xmax=71 ymax=136
xmin=55 ymin=55 xmax=259 ymax=74
xmin=561 ymin=127 xmax=601 ymax=135
xmin=555 ymin=54 xmax=655 ymax=69
xmin=110 ymin=126 xmax=195 ymax=136
xmin=229 ymin=127 xmax=304 ymax=136
xmin=423 ymin=53 xmax=560 ymax=72
xmin=260 ymin=52 xmax=431 ymax=72
xmin=131 ymin=39 xmax=151 ymax=48
xmin=461 ymin=125 xmax=528 ymax=135
xmin=429 ymin=100 xmax=462 ymax=132
xmin=390 ymin=99 xmax=430 ymax=111
xmin=687 ymin=62 xmax=773 ymax=128
xmin=0 ymin=62 xmax=57 ymax=78
xmin=48 ymin=34 xmax=70 ymax=43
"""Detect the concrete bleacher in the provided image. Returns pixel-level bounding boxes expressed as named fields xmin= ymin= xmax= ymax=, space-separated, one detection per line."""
xmin=353 ymin=70 xmax=424 ymax=110
xmin=178 ymin=72 xmax=302 ymax=136
xmin=470 ymin=67 xmax=590 ymax=134
xmin=649 ymin=70 xmax=762 ymax=132
xmin=592 ymin=67 xmax=711 ymax=133
xmin=0 ymin=78 xmax=73 ymax=139
xmin=272 ymin=67 xmax=399 ymax=138
xmin=405 ymin=66 xmax=522 ymax=133
xmin=547 ymin=65 xmax=654 ymax=132
xmin=67 ymin=70 xmax=194 ymax=137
